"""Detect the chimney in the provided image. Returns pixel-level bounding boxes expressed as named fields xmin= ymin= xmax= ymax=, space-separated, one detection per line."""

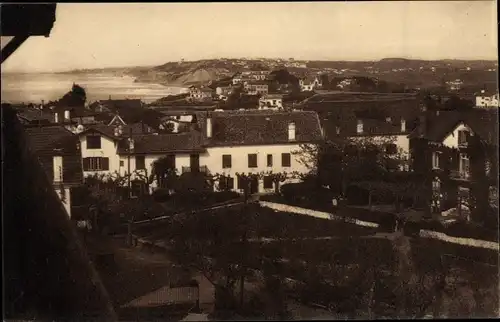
xmin=206 ymin=117 xmax=212 ymax=138
xmin=64 ymin=110 xmax=70 ymax=121
xmin=288 ymin=122 xmax=296 ymax=141
xmin=401 ymin=118 xmax=406 ymax=133
xmin=54 ymin=112 xmax=59 ymax=123
xmin=53 ymin=155 xmax=63 ymax=182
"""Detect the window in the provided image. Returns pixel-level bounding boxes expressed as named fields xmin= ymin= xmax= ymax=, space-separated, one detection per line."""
xmin=136 ymin=155 xmax=145 ymax=170
xmin=190 ymin=154 xmax=200 ymax=171
xmin=53 ymin=156 xmax=63 ymax=182
xmin=282 ymin=153 xmax=291 ymax=167
xmin=267 ymin=154 xmax=273 ymax=167
xmin=219 ymin=176 xmax=234 ymax=190
xmin=165 ymin=154 xmax=176 ymax=169
xmin=432 ymin=178 xmax=441 ymax=191
xmin=86 ymin=135 xmax=101 ymax=149
xmin=288 ymin=122 xmax=296 ymax=141
xmin=222 ymin=154 xmax=232 ymax=168
xmin=458 ymin=130 xmax=469 ymax=146
xmin=131 ymin=180 xmax=146 ymax=197
xmin=432 ymin=152 xmax=440 ymax=169
xmin=263 ymin=176 xmax=273 ymax=189
xmin=248 ymin=154 xmax=258 ymax=168
xmin=459 ymin=154 xmax=470 ymax=177
xmin=356 ymin=120 xmax=363 ymax=134
xmin=237 ymin=175 xmax=246 ymax=190
xmin=120 ymin=160 xmax=124 ymax=167
xmin=385 ymin=143 xmax=398 ymax=155
xmin=83 ymin=157 xmax=109 ymax=171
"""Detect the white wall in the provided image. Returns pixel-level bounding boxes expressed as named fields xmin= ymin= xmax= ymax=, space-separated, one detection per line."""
xmin=202 ymin=143 xmax=310 ymax=193
xmin=118 ymin=153 xmax=202 ymax=191
xmin=442 ymin=123 xmax=471 ymax=149
xmin=80 ymin=134 xmax=120 ymax=177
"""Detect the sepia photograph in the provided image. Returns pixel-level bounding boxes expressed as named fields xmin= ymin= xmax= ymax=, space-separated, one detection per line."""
xmin=1 ymin=1 xmax=498 ymax=320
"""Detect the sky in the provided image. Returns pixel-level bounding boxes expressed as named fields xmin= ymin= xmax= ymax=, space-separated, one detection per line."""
xmin=1 ymin=1 xmax=498 ymax=73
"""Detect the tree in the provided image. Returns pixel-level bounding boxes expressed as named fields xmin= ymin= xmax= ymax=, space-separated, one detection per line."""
xmin=55 ymin=83 xmax=87 ymax=108
xmin=297 ymin=136 xmax=409 ymax=197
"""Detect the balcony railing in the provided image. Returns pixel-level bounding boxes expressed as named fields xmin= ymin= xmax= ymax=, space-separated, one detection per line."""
xmin=182 ymin=165 xmax=209 ymax=174
xmin=450 ymin=170 xmax=471 ymax=180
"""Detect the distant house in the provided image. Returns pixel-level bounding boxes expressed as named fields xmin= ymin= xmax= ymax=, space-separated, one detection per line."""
xmin=215 ymin=86 xmax=234 ymax=100
xmin=189 ymin=86 xmax=213 ymax=101
xmin=232 ymin=72 xmax=243 ymax=85
xmin=475 ymin=90 xmax=499 ymax=108
xmin=446 ymin=79 xmax=463 ymax=91
xmin=24 ymin=125 xmax=83 ymax=218
xmin=259 ymin=94 xmax=284 ymax=110
xmin=299 ymin=75 xmax=321 ymax=91
xmin=245 ymin=81 xmax=269 ymax=96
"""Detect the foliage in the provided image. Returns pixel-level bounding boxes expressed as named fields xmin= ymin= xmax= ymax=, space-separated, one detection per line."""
xmin=50 ymin=83 xmax=87 ymax=108
xmin=297 ymin=136 xmax=410 ymax=198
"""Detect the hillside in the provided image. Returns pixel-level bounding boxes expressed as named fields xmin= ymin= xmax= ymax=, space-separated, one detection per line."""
xmin=52 ymin=57 xmax=497 ymax=90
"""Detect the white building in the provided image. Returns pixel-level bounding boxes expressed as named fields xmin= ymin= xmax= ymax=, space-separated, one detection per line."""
xmin=76 ymin=110 xmax=324 ymax=195
xmin=198 ymin=110 xmax=323 ymax=193
xmin=258 ymin=94 xmax=284 ymax=110
xmin=78 ymin=124 xmax=206 ymax=195
xmin=475 ymin=90 xmax=499 ymax=108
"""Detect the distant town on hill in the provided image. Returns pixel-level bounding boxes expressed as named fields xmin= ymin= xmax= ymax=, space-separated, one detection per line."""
xmin=45 ymin=57 xmax=497 ymax=90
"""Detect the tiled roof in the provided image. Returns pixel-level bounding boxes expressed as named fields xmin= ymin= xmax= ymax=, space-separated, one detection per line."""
xmin=196 ymin=110 xmax=323 ymax=146
xmin=24 ymin=125 xmax=83 ymax=185
xmin=81 ymin=123 xmax=152 ymax=139
xmin=17 ymin=108 xmax=53 ymax=123
xmin=306 ymin=98 xmax=421 ymax=139
xmin=417 ymin=109 xmax=498 ymax=146
xmin=117 ymin=132 xmax=205 ymax=154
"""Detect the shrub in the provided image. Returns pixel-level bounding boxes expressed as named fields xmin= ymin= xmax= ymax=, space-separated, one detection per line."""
xmin=280 ymin=182 xmax=338 ymax=206
xmin=151 ymin=188 xmax=172 ymax=203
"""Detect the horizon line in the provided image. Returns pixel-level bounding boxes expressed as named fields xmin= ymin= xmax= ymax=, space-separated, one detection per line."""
xmin=2 ymin=56 xmax=498 ymax=74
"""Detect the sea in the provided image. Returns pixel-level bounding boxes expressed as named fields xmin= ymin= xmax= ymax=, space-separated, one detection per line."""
xmin=1 ymin=72 xmax=188 ymax=104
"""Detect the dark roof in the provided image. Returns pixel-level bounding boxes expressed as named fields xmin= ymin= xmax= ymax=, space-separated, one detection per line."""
xmin=117 ymin=132 xmax=205 ymax=154
xmin=99 ymin=99 xmax=143 ymax=110
xmin=24 ymin=125 xmax=83 ymax=185
xmin=306 ymin=98 xmax=421 ymax=139
xmin=80 ymin=123 xmax=151 ymax=140
xmin=196 ymin=110 xmax=323 ymax=146
xmin=17 ymin=108 xmax=53 ymax=123
xmin=72 ymin=109 xmax=100 ymax=118
xmin=1 ymin=4 xmax=56 ymax=37
xmin=415 ymin=109 xmax=498 ymax=146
